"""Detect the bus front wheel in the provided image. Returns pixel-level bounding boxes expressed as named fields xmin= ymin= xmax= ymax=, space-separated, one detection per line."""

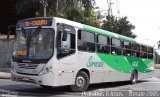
xmin=70 ymin=71 xmax=89 ymax=92
xmin=130 ymin=71 xmax=138 ymax=84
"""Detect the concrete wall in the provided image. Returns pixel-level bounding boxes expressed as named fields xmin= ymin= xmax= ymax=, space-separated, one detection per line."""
xmin=0 ymin=35 xmax=14 ymax=67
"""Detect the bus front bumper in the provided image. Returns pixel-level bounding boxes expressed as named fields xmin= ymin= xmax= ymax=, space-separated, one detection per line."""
xmin=11 ymin=69 xmax=54 ymax=86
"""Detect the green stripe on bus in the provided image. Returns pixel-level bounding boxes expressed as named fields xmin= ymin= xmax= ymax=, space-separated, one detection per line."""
xmin=83 ymin=25 xmax=115 ymax=37
xmin=83 ymin=25 xmax=136 ymax=42
xmin=125 ymin=57 xmax=153 ymax=73
xmin=143 ymin=59 xmax=154 ymax=66
xmin=97 ymin=54 xmax=134 ymax=74
xmin=97 ymin=54 xmax=154 ymax=74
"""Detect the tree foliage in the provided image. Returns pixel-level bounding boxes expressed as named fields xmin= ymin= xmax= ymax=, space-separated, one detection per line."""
xmin=102 ymin=15 xmax=136 ymax=38
xmin=15 ymin=0 xmax=136 ymax=38
xmin=15 ymin=0 xmax=100 ymax=28
xmin=16 ymin=0 xmax=40 ymax=15
xmin=157 ymin=41 xmax=160 ymax=49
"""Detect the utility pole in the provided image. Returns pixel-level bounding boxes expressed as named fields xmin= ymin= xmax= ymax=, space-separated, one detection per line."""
xmin=107 ymin=0 xmax=114 ymax=16
xmin=116 ymin=0 xmax=120 ymax=17
xmin=40 ymin=0 xmax=48 ymax=17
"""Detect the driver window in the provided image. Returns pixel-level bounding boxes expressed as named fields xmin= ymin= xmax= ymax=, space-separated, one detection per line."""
xmin=57 ymin=24 xmax=76 ymax=59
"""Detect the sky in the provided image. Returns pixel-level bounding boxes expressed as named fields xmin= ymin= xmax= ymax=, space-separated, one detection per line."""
xmin=95 ymin=0 xmax=160 ymax=48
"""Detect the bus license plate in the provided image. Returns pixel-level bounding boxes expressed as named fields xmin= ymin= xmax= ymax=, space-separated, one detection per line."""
xmin=21 ymin=77 xmax=29 ymax=81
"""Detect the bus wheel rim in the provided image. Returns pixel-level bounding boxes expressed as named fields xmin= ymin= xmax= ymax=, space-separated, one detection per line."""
xmin=76 ymin=76 xmax=85 ymax=87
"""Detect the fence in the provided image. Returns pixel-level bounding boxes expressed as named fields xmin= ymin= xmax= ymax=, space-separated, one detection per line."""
xmin=0 ymin=35 xmax=14 ymax=67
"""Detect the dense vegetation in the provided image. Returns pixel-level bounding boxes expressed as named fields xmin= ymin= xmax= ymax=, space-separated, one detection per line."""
xmin=16 ymin=0 xmax=136 ymax=38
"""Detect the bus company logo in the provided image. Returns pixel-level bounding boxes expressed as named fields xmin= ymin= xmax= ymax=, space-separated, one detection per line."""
xmin=87 ymin=56 xmax=104 ymax=67
xmin=132 ymin=61 xmax=138 ymax=67
xmin=113 ymin=60 xmax=118 ymax=65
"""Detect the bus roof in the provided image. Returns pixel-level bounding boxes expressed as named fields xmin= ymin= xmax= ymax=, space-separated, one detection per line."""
xmin=55 ymin=17 xmax=154 ymax=47
xmin=54 ymin=17 xmax=135 ymax=42
xmin=82 ymin=24 xmax=135 ymax=42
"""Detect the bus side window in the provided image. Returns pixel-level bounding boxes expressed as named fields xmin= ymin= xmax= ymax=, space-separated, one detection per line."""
xmin=57 ymin=24 xmax=76 ymax=59
xmin=122 ymin=41 xmax=131 ymax=56
xmin=147 ymin=47 xmax=153 ymax=59
xmin=97 ymin=35 xmax=110 ymax=54
xmin=131 ymin=43 xmax=140 ymax=58
xmin=111 ymin=38 xmax=122 ymax=55
xmin=148 ymin=54 xmax=153 ymax=59
xmin=140 ymin=45 xmax=148 ymax=59
xmin=78 ymin=30 xmax=95 ymax=52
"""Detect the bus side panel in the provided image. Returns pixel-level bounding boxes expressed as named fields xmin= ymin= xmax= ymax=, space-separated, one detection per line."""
xmin=138 ymin=61 xmax=154 ymax=79
xmin=58 ymin=54 xmax=76 ymax=86
xmin=77 ymin=52 xmax=106 ymax=83
xmin=97 ymin=54 xmax=133 ymax=82
xmin=58 ymin=51 xmax=106 ymax=86
xmin=103 ymin=64 xmax=131 ymax=82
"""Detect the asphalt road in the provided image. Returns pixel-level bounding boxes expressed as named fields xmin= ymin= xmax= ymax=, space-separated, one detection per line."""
xmin=0 ymin=70 xmax=160 ymax=97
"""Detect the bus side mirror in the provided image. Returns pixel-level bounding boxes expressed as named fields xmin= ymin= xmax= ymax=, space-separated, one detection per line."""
xmin=62 ymin=31 xmax=68 ymax=41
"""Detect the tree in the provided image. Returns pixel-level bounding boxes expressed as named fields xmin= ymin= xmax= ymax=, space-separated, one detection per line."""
xmin=102 ymin=15 xmax=136 ymax=38
xmin=16 ymin=0 xmax=40 ymax=16
xmin=157 ymin=41 xmax=160 ymax=49
xmin=15 ymin=0 xmax=100 ymax=28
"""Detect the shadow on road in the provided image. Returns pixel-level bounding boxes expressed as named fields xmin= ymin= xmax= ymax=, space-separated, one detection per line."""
xmin=0 ymin=80 xmax=148 ymax=96
xmin=88 ymin=80 xmax=147 ymax=91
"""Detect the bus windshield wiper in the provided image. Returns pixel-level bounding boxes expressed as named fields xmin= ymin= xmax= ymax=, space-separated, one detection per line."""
xmin=22 ymin=27 xmax=41 ymax=59
xmin=30 ymin=26 xmax=41 ymax=40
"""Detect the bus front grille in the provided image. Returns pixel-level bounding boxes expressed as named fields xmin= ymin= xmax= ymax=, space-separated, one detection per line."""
xmin=17 ymin=63 xmax=38 ymax=69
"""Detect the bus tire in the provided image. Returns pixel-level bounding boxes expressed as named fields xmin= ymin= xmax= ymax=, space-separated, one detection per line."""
xmin=130 ymin=70 xmax=138 ymax=84
xmin=70 ymin=71 xmax=90 ymax=92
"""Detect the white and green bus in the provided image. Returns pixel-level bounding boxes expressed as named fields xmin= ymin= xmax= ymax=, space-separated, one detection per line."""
xmin=10 ymin=17 xmax=154 ymax=92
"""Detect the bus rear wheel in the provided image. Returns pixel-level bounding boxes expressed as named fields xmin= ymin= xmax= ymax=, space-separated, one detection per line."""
xmin=130 ymin=71 xmax=138 ymax=84
xmin=70 ymin=71 xmax=89 ymax=92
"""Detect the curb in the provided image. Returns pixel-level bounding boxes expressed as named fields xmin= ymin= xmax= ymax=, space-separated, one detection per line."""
xmin=0 ymin=72 xmax=11 ymax=79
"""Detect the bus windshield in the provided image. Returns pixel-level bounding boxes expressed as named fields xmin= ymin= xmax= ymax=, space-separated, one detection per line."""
xmin=13 ymin=28 xmax=54 ymax=60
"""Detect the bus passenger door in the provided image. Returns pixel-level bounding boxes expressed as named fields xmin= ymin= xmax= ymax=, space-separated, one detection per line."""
xmin=56 ymin=24 xmax=76 ymax=85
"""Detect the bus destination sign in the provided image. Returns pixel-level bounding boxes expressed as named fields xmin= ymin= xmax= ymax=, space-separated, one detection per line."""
xmin=17 ymin=18 xmax=52 ymax=28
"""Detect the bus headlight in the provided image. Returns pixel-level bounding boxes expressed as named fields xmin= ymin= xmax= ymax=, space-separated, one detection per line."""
xmin=40 ymin=66 xmax=52 ymax=75
xmin=42 ymin=67 xmax=49 ymax=74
